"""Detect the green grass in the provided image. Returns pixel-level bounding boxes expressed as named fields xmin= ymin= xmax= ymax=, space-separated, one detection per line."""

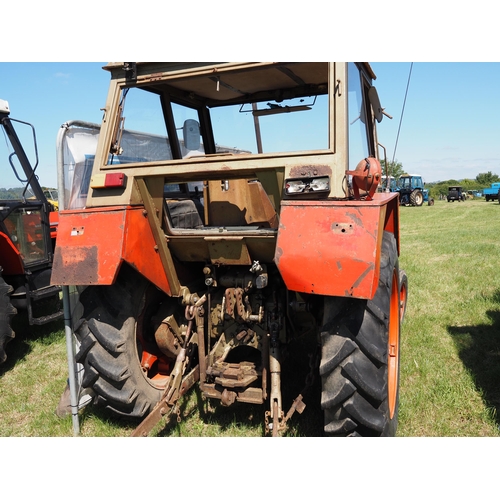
xmin=398 ymin=198 xmax=500 ymax=436
xmin=2 ymin=197 xmax=500 ymax=436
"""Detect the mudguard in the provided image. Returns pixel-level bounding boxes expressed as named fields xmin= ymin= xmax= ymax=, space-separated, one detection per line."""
xmin=274 ymin=193 xmax=399 ymax=300
xmin=51 ymin=206 xmax=172 ymax=295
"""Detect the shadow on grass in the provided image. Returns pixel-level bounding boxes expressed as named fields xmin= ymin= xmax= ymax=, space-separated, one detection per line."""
xmin=447 ymin=290 xmax=500 ymax=425
xmin=0 ymin=311 xmax=64 ymax=376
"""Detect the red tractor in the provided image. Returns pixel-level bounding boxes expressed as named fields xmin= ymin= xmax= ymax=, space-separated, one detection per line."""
xmin=52 ymin=62 xmax=407 ymax=436
xmin=0 ymin=99 xmax=62 ymax=364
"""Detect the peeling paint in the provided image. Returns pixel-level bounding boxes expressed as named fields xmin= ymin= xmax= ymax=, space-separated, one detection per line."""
xmin=289 ymin=164 xmax=332 ymax=178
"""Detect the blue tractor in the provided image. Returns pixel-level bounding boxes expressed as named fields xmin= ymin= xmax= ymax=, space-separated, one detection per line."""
xmin=397 ymin=174 xmax=432 ymax=206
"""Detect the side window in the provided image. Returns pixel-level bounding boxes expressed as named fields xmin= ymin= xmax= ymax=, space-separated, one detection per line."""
xmin=348 ymin=63 xmax=373 ymax=170
xmin=108 ymin=88 xmax=172 ymax=164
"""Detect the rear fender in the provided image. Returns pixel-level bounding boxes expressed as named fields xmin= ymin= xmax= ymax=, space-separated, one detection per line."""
xmin=274 ymin=193 xmax=399 ymax=300
xmin=51 ymin=206 xmax=172 ymax=295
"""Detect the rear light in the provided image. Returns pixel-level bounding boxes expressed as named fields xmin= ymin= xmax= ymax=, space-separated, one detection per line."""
xmin=285 ymin=176 xmax=330 ymax=195
xmin=90 ymin=172 xmax=126 ymax=189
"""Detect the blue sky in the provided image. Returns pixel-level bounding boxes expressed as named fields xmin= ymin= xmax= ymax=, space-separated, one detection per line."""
xmin=372 ymin=62 xmax=500 ymax=183
xmin=1 ymin=62 xmax=499 ymax=187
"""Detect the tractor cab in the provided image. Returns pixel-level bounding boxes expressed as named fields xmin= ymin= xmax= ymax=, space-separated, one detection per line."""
xmin=0 ymin=99 xmax=61 ymax=326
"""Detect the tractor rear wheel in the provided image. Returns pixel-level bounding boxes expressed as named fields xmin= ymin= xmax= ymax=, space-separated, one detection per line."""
xmin=0 ymin=270 xmax=17 ymax=364
xmin=320 ymin=231 xmax=400 ymax=436
xmin=74 ymin=265 xmax=165 ymax=418
xmin=410 ymin=190 xmax=423 ymax=206
xmin=399 ymin=269 xmax=408 ymax=323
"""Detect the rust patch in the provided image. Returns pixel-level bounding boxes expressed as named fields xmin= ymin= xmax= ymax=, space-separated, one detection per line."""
xmin=274 ymin=245 xmax=283 ymax=265
xmin=51 ymin=246 xmax=99 ymax=285
xmin=288 ymin=165 xmax=332 ymax=178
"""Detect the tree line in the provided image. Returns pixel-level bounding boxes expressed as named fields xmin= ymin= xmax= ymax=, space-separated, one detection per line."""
xmin=381 ymin=160 xmax=499 ymax=199
xmin=0 ymin=186 xmax=56 ymax=200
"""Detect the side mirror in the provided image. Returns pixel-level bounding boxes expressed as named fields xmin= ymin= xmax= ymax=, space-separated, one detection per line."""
xmin=183 ymin=119 xmax=201 ymax=151
xmin=368 ymin=87 xmax=383 ymax=123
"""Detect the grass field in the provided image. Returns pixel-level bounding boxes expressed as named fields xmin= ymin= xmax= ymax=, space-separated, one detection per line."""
xmin=1 ymin=198 xmax=500 ymax=437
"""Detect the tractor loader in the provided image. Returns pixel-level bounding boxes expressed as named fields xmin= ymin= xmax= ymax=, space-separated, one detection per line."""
xmin=51 ymin=62 xmax=407 ymax=436
xmin=0 ymin=99 xmax=62 ymax=364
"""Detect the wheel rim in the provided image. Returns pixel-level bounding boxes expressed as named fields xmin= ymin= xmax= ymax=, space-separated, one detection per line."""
xmin=387 ymin=269 xmax=400 ymax=418
xmin=399 ymin=278 xmax=407 ymax=322
xmin=136 ymin=287 xmax=174 ymax=388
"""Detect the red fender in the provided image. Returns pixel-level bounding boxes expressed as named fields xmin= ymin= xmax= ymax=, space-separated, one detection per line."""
xmin=51 ymin=206 xmax=172 ymax=295
xmin=274 ymin=193 xmax=400 ymax=300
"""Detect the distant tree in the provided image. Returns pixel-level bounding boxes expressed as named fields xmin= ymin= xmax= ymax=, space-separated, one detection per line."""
xmin=427 ymin=177 xmax=486 ymax=200
xmin=461 ymin=179 xmax=481 ymax=190
xmin=380 ymin=159 xmax=406 ymax=180
xmin=475 ymin=171 xmax=500 ymax=186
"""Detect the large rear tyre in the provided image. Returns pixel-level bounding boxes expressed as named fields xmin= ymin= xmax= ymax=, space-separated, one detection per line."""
xmin=410 ymin=190 xmax=423 ymax=207
xmin=0 ymin=270 xmax=17 ymax=364
xmin=75 ymin=265 xmax=164 ymax=418
xmin=320 ymin=231 xmax=401 ymax=436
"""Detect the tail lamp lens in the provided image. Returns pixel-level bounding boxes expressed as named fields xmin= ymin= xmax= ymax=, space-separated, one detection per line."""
xmin=90 ymin=172 xmax=126 ymax=189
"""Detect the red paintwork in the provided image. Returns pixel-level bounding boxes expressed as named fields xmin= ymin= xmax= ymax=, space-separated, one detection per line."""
xmin=49 ymin=211 xmax=58 ymax=240
xmin=0 ymin=232 xmax=24 ymax=275
xmin=274 ymin=193 xmax=400 ymax=300
xmin=51 ymin=206 xmax=172 ymax=295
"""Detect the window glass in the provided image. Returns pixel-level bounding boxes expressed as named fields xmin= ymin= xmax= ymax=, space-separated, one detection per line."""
xmin=171 ymin=102 xmax=205 ymax=157
xmin=111 ymin=81 xmax=328 ymax=163
xmin=108 ymin=88 xmax=172 ymax=164
xmin=5 ymin=209 xmax=48 ymax=264
xmin=0 ymin=118 xmax=37 ymax=198
xmin=210 ymin=95 xmax=328 ymax=155
xmin=348 ymin=63 xmax=369 ymax=170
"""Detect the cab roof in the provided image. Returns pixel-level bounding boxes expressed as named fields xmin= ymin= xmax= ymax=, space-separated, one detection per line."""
xmin=103 ymin=62 xmax=375 ymax=107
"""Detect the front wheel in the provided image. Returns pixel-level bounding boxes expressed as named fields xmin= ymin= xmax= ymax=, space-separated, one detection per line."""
xmin=319 ymin=231 xmax=401 ymax=436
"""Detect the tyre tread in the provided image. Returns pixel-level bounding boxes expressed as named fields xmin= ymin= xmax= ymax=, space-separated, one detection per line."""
xmin=320 ymin=231 xmax=400 ymax=436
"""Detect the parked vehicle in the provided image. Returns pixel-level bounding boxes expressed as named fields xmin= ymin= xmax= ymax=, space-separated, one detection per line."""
xmin=51 ymin=62 xmax=407 ymax=437
xmin=483 ymin=182 xmax=500 ymax=201
xmin=42 ymin=189 xmax=59 ymax=211
xmin=0 ymin=99 xmax=62 ymax=364
xmin=397 ymin=174 xmax=431 ymax=206
xmin=378 ymin=175 xmax=397 ymax=192
xmin=447 ymin=186 xmax=466 ymax=202
xmin=467 ymin=190 xmax=481 ymax=199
